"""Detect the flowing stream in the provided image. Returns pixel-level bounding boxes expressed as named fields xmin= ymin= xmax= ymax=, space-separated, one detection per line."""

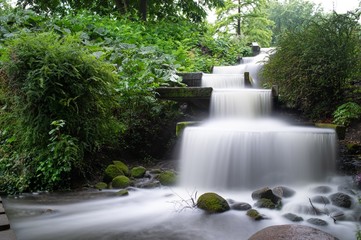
xmin=3 ymin=49 xmax=361 ymax=240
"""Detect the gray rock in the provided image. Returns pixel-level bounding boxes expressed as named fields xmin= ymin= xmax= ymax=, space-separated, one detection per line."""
xmin=307 ymin=218 xmax=328 ymax=226
xmin=329 ymin=192 xmax=353 ymax=208
xmin=249 ymin=224 xmax=338 ymax=240
xmin=311 ymin=195 xmax=330 ymax=205
xmin=272 ymin=186 xmax=296 ymax=198
xmin=231 ymin=202 xmax=251 ymax=211
xmin=251 ymin=187 xmax=281 ymax=204
xmin=283 ymin=213 xmax=303 ymax=222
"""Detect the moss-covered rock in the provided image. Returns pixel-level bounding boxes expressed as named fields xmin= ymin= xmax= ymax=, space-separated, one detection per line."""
xmin=117 ymin=189 xmax=129 ymax=196
xmin=112 ymin=175 xmax=131 ymax=189
xmin=113 ymin=160 xmax=129 ymax=176
xmin=158 ymin=171 xmax=177 ymax=186
xmin=104 ymin=164 xmax=124 ymax=183
xmin=197 ymin=192 xmax=230 ymax=214
xmin=247 ymin=209 xmax=264 ymax=220
xmin=95 ymin=182 xmax=108 ymax=190
xmin=254 ymin=198 xmax=276 ymax=209
xmin=131 ymin=166 xmax=146 ymax=178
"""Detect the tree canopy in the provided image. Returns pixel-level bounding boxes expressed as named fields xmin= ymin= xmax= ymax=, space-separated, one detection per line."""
xmin=16 ymin=0 xmax=225 ymax=22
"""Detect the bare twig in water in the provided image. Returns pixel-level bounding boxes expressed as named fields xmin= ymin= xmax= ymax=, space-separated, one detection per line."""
xmin=169 ymin=188 xmax=198 ymax=212
xmin=308 ymin=197 xmax=344 ymax=224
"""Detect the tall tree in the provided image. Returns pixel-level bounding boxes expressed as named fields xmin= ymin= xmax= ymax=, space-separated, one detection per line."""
xmin=267 ymin=0 xmax=322 ymax=45
xmin=215 ymin=0 xmax=272 ymax=47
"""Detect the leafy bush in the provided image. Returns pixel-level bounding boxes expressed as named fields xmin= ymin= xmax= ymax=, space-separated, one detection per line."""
xmin=333 ymin=102 xmax=361 ymax=126
xmin=262 ymin=12 xmax=361 ymax=119
xmin=0 ymin=32 xmax=119 ymax=192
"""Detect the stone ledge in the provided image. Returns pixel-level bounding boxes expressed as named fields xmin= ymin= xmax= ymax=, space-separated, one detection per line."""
xmin=0 ymin=214 xmax=10 ymax=231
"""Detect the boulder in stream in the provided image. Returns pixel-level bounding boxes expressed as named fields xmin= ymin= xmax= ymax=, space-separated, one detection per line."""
xmin=197 ymin=192 xmax=230 ymax=213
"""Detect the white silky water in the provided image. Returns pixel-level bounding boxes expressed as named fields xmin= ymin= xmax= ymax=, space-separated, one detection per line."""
xmin=4 ymin=49 xmax=360 ymax=240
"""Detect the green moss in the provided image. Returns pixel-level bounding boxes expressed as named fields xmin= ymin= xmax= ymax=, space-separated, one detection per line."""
xmin=315 ymin=123 xmax=346 ymax=140
xmin=247 ymin=209 xmax=263 ymax=220
xmin=104 ymin=164 xmax=124 ymax=183
xmin=95 ymin=182 xmax=108 ymax=190
xmin=197 ymin=192 xmax=230 ymax=214
xmin=131 ymin=166 xmax=146 ymax=178
xmin=158 ymin=171 xmax=177 ymax=186
xmin=176 ymin=122 xmax=199 ymax=136
xmin=117 ymin=189 xmax=129 ymax=196
xmin=112 ymin=175 xmax=131 ymax=189
xmin=113 ymin=160 xmax=129 ymax=176
xmin=255 ymin=198 xmax=276 ymax=209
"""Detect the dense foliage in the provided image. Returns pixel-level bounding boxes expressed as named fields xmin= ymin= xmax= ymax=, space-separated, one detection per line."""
xmin=0 ymin=5 xmax=252 ymax=193
xmin=262 ymin=12 xmax=361 ymax=119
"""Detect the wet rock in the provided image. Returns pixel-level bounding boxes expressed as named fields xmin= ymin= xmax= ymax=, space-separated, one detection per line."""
xmin=249 ymin=224 xmax=338 ymax=240
xmin=251 ymin=187 xmax=281 ymax=204
xmin=246 ymin=209 xmax=264 ymax=220
xmin=311 ymin=186 xmax=332 ymax=194
xmin=116 ymin=189 xmax=129 ymax=197
xmin=104 ymin=164 xmax=124 ymax=183
xmin=197 ymin=192 xmax=230 ymax=214
xmin=307 ymin=218 xmax=328 ymax=226
xmin=130 ymin=166 xmax=146 ymax=178
xmin=329 ymin=210 xmax=346 ymax=221
xmin=231 ymin=202 xmax=251 ymax=211
xmin=329 ymin=192 xmax=353 ymax=208
xmin=272 ymin=186 xmax=296 ymax=198
xmin=112 ymin=176 xmax=131 ymax=189
xmin=311 ymin=195 xmax=330 ymax=205
xmin=254 ymin=198 xmax=276 ymax=209
xmin=283 ymin=213 xmax=303 ymax=222
xmin=157 ymin=171 xmax=177 ymax=186
xmin=337 ymin=184 xmax=357 ymax=195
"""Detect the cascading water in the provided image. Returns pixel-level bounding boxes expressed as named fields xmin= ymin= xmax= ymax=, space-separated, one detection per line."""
xmin=178 ymin=53 xmax=337 ymax=190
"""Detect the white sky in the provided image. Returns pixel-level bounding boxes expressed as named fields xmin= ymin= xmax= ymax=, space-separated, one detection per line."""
xmin=309 ymin=0 xmax=359 ymax=13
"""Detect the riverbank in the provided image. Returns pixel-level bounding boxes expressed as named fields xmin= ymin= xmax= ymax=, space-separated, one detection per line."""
xmin=0 ymin=197 xmax=16 ymax=240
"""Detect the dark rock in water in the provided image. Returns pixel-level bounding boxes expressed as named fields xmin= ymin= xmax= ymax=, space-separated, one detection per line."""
xmin=197 ymin=192 xmax=230 ymax=214
xmin=272 ymin=186 xmax=296 ymax=198
xmin=254 ymin=198 xmax=276 ymax=209
xmin=329 ymin=192 xmax=353 ymax=208
xmin=283 ymin=213 xmax=303 ymax=222
xmin=231 ymin=202 xmax=251 ymax=211
xmin=330 ymin=210 xmax=346 ymax=221
xmin=307 ymin=218 xmax=328 ymax=226
xmin=251 ymin=187 xmax=281 ymax=204
xmin=246 ymin=209 xmax=264 ymax=220
xmin=249 ymin=224 xmax=338 ymax=240
xmin=311 ymin=195 xmax=330 ymax=205
xmin=311 ymin=186 xmax=332 ymax=194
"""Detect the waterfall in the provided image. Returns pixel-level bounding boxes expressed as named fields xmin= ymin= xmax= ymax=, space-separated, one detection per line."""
xmin=178 ymin=50 xmax=336 ymax=190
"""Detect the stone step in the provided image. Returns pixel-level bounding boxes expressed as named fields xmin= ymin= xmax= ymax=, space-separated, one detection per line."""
xmin=0 ymin=214 xmax=10 ymax=231
xmin=0 ymin=229 xmax=16 ymax=240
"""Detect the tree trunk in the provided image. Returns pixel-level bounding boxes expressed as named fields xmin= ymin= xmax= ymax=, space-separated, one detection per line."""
xmin=139 ymin=0 xmax=147 ymax=21
xmin=114 ymin=0 xmax=127 ymax=14
xmin=237 ymin=0 xmax=241 ymax=36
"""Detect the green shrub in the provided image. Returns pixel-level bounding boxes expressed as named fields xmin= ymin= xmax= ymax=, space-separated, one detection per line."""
xmin=333 ymin=102 xmax=361 ymax=126
xmin=0 ymin=31 xmax=119 ymax=192
xmin=262 ymin=12 xmax=361 ymax=119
